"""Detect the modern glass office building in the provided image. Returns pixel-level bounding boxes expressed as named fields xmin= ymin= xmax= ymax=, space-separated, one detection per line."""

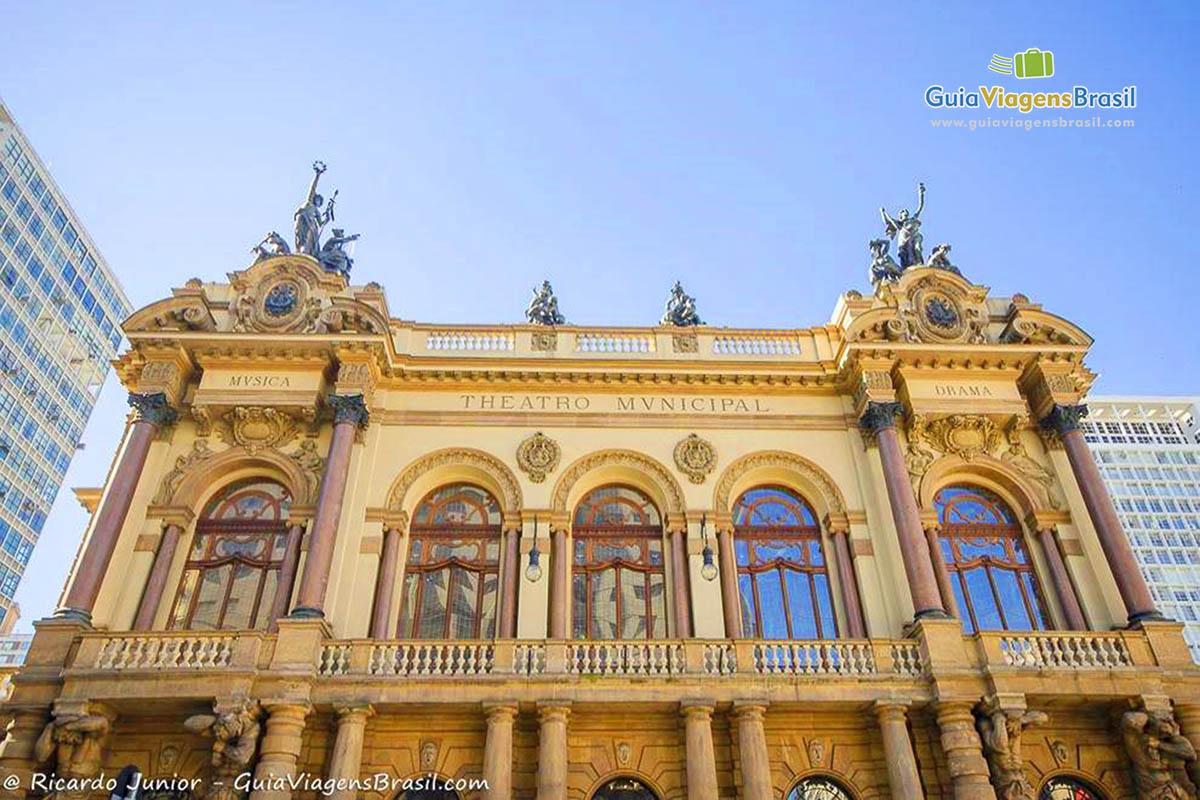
xmin=1081 ymin=396 xmax=1200 ymax=660
xmin=0 ymin=99 xmax=131 ymax=626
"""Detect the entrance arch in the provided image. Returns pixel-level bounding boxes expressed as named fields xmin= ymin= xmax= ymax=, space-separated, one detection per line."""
xmin=591 ymin=776 xmax=659 ymax=800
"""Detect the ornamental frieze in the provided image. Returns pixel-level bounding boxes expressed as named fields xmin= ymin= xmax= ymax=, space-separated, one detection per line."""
xmin=516 ymin=432 xmax=561 ymax=483
xmin=674 ymin=433 xmax=716 ymax=484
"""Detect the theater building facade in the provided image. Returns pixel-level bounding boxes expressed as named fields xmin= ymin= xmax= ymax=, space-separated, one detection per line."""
xmin=1 ymin=255 xmax=1199 ymax=800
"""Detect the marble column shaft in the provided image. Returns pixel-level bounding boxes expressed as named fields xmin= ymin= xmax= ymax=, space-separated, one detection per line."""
xmin=327 ymin=704 xmax=373 ymax=800
xmin=498 ymin=529 xmax=520 ymax=639
xmin=671 ymin=528 xmax=693 ymax=637
xmin=268 ymin=522 xmax=305 ymax=630
xmin=370 ymin=526 xmax=402 ymax=638
xmin=1036 ymin=527 xmax=1087 ymax=630
xmin=734 ymin=702 xmax=772 ymax=800
xmin=482 ymin=703 xmax=518 ymax=800
xmin=536 ymin=702 xmax=570 ymax=800
xmin=249 ymin=703 xmax=310 ymax=800
xmin=548 ymin=528 xmax=568 ymax=639
xmin=717 ymin=528 xmax=743 ymax=638
xmin=681 ymin=701 xmax=720 ymax=800
xmin=829 ymin=529 xmax=867 ymax=637
xmin=873 ymin=701 xmax=926 ymax=800
xmin=132 ymin=522 xmax=183 ymax=630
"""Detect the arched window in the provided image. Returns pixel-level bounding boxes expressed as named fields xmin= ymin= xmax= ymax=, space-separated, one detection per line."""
xmin=571 ymin=485 xmax=666 ymax=640
xmin=399 ymin=789 xmax=459 ymax=800
xmin=168 ymin=480 xmax=291 ymax=630
xmin=786 ymin=776 xmax=855 ymax=800
xmin=935 ymin=485 xmax=1048 ymax=634
xmin=1039 ymin=776 xmax=1105 ymax=800
xmin=591 ymin=777 xmax=659 ymax=799
xmin=397 ymin=484 xmax=502 ymax=639
xmin=734 ymin=486 xmax=837 ymax=640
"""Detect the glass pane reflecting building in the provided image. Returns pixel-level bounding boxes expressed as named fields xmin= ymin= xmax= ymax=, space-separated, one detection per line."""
xmin=0 ymin=99 xmax=131 ymax=626
xmin=1082 ymin=396 xmax=1200 ymax=660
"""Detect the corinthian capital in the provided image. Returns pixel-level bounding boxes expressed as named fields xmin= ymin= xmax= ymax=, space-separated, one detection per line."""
xmin=1039 ymin=404 xmax=1088 ymax=436
xmin=128 ymin=392 xmax=178 ymax=428
xmin=859 ymin=401 xmax=905 ymax=433
xmin=327 ymin=393 xmax=370 ymax=428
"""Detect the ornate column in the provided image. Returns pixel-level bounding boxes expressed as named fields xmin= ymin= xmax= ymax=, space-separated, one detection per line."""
xmin=249 ymin=702 xmax=310 ymax=800
xmin=934 ymin=700 xmax=996 ymax=800
xmin=536 ymin=701 xmax=570 ymax=800
xmin=1032 ymin=524 xmax=1087 ymax=630
xmin=370 ymin=523 xmax=402 ymax=639
xmin=734 ymin=702 xmax=772 ymax=800
xmin=1041 ymin=404 xmax=1161 ymax=623
xmin=860 ymin=401 xmax=947 ymax=620
xmin=132 ymin=520 xmax=184 ymax=630
xmin=482 ymin=702 xmax=518 ymax=800
xmin=825 ymin=518 xmax=866 ymax=638
xmin=681 ymin=701 xmax=719 ymax=800
xmin=670 ymin=525 xmax=693 ymax=637
xmin=268 ymin=521 xmax=306 ymax=630
xmin=873 ymin=700 xmax=925 ymax=800
xmin=717 ymin=526 xmax=742 ymax=638
xmin=498 ymin=526 xmax=520 ymax=639
xmin=548 ymin=526 xmax=569 ymax=639
xmin=57 ymin=392 xmax=176 ymax=622
xmin=921 ymin=518 xmax=959 ymax=619
xmin=327 ymin=704 xmax=373 ymax=800
xmin=292 ymin=394 xmax=368 ymax=619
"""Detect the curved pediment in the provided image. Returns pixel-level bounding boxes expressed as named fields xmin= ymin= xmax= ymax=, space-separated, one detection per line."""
xmin=845 ymin=267 xmax=990 ymax=345
xmin=124 ymin=294 xmax=216 ymax=333
xmin=1000 ymin=302 xmax=1092 ymax=347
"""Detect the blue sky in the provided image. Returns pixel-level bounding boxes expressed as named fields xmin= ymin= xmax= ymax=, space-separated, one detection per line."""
xmin=3 ymin=1 xmax=1198 ymax=628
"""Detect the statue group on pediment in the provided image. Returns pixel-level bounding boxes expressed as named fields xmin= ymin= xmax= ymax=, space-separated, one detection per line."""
xmin=252 ymin=161 xmax=360 ymax=278
xmin=871 ymin=182 xmax=960 ymax=288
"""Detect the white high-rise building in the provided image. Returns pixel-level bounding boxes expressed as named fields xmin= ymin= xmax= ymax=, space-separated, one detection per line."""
xmin=1081 ymin=396 xmax=1200 ymax=660
xmin=0 ymin=99 xmax=131 ymax=627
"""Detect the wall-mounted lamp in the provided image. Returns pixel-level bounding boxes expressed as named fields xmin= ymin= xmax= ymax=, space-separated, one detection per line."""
xmin=700 ymin=512 xmax=717 ymax=582
xmin=526 ymin=515 xmax=543 ymax=582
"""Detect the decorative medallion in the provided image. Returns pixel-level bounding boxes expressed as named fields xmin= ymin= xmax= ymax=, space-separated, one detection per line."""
xmin=674 ymin=433 xmax=716 ymax=484
xmin=925 ymin=415 xmax=1002 ymax=462
xmin=1050 ymin=739 xmax=1069 ymax=765
xmin=419 ymin=740 xmax=438 ymax=770
xmin=616 ymin=741 xmax=632 ymax=766
xmin=516 ymin=432 xmax=561 ymax=483
xmin=924 ymin=296 xmax=959 ymax=329
xmin=263 ymin=281 xmax=300 ymax=317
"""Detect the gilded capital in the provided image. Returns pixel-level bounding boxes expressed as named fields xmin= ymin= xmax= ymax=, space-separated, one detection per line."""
xmin=1039 ymin=404 xmax=1088 ymax=436
xmin=859 ymin=401 xmax=904 ymax=433
xmin=128 ymin=391 xmax=178 ymax=428
xmin=327 ymin=393 xmax=370 ymax=428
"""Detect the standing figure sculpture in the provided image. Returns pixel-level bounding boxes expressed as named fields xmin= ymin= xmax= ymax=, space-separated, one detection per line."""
xmin=184 ymin=699 xmax=263 ymax=800
xmin=252 ymin=231 xmax=291 ymax=261
xmin=525 ymin=280 xmax=566 ymax=325
xmin=977 ymin=707 xmax=1048 ymax=800
xmin=318 ymin=228 xmax=361 ymax=277
xmin=294 ymin=161 xmax=337 ymax=256
xmin=1122 ymin=708 xmax=1199 ymax=800
xmin=880 ymin=182 xmax=926 ymax=268
xmin=34 ymin=709 xmax=112 ymax=799
xmin=661 ymin=281 xmax=704 ymax=326
xmin=869 ymin=238 xmax=901 ymax=286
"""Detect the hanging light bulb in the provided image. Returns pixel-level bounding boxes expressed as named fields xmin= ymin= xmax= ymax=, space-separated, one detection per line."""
xmin=700 ymin=512 xmax=718 ymax=581
xmin=526 ymin=515 xmax=543 ymax=582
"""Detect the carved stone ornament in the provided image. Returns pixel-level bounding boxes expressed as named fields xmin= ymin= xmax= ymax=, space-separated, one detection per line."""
xmin=1049 ymin=740 xmax=1069 ymax=765
xmin=139 ymin=361 xmax=181 ymax=393
xmin=516 ymin=432 xmax=561 ymax=483
xmin=1000 ymin=418 xmax=1060 ymax=508
xmin=286 ymin=439 xmax=325 ymax=497
xmin=925 ymin=415 xmax=1003 ymax=461
xmin=327 ymin=393 xmax=370 ymax=428
xmin=34 ymin=703 xmax=114 ymax=795
xmin=184 ymin=698 xmax=263 ymax=800
xmin=977 ymin=705 xmax=1047 ymax=800
xmin=233 ymin=266 xmax=324 ymax=334
xmin=672 ymin=333 xmax=699 ymax=353
xmin=714 ymin=451 xmax=847 ymax=514
xmin=389 ymin=448 xmax=522 ymax=514
xmin=616 ymin=741 xmax=632 ymax=766
xmin=853 ymin=273 xmax=987 ymax=346
xmin=217 ymin=407 xmax=300 ymax=454
xmin=807 ymin=738 xmax=825 ymax=766
xmin=191 ymin=406 xmax=214 ymax=437
xmin=674 ymin=433 xmax=717 ymax=484
xmin=155 ymin=439 xmax=215 ymax=504
xmin=1121 ymin=706 xmax=1198 ymax=800
xmin=129 ymin=391 xmax=178 ymax=428
xmin=420 ymin=740 xmax=439 ymax=770
xmin=531 ymin=331 xmax=558 ymax=352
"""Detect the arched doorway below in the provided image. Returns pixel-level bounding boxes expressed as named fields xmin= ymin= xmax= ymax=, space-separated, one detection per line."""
xmin=591 ymin=776 xmax=659 ymax=800
xmin=787 ymin=776 xmax=855 ymax=800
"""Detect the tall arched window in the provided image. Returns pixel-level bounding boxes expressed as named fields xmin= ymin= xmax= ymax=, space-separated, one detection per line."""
xmin=786 ymin=776 xmax=855 ymax=799
xmin=397 ymin=484 xmax=502 ymax=639
xmin=572 ymin=485 xmax=666 ymax=640
xmin=734 ymin=486 xmax=837 ymax=640
xmin=168 ymin=480 xmax=291 ymax=630
xmin=935 ymin=485 xmax=1048 ymax=634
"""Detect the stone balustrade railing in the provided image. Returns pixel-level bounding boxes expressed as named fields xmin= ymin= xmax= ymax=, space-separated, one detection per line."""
xmin=398 ymin=324 xmax=825 ymax=362
xmin=973 ymin=630 xmax=1151 ymax=670
xmin=71 ymin=631 xmax=263 ymax=671
xmin=313 ymin=639 xmax=926 ymax=679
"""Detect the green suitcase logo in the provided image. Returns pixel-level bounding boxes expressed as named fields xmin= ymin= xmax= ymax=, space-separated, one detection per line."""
xmin=988 ymin=48 xmax=1055 ymax=79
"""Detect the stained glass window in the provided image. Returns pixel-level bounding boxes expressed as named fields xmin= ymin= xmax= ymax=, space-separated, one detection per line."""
xmin=168 ymin=480 xmax=291 ymax=631
xmin=397 ymin=484 xmax=501 ymax=640
xmin=734 ymin=486 xmax=837 ymax=640
xmin=935 ymin=485 xmax=1048 ymax=634
xmin=1039 ymin=776 xmax=1105 ymax=800
xmin=786 ymin=776 xmax=855 ymax=800
xmin=591 ymin=776 xmax=659 ymax=799
xmin=572 ymin=486 xmax=666 ymax=640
